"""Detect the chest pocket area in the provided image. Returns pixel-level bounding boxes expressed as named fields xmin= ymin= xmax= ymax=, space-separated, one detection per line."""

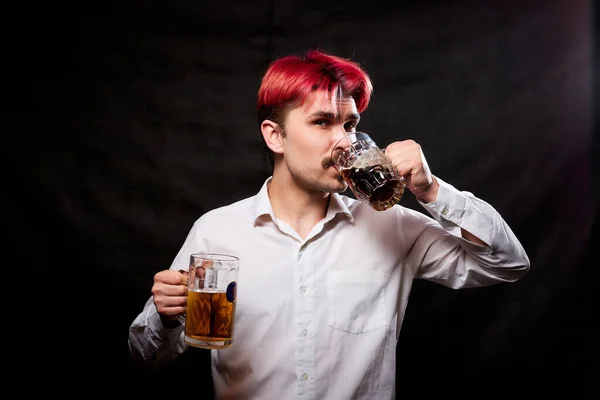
xmin=326 ymin=270 xmax=387 ymax=334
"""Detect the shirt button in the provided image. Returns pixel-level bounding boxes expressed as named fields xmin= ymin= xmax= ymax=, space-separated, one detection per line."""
xmin=301 ymin=329 xmax=308 ymax=336
xmin=300 ymin=286 xmax=307 ymax=293
xmin=441 ymin=207 xmax=449 ymax=216
xmin=302 ymin=373 xmax=309 ymax=380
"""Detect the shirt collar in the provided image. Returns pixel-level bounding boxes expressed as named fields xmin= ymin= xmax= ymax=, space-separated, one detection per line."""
xmin=252 ymin=177 xmax=276 ymax=225
xmin=252 ymin=177 xmax=354 ymax=226
xmin=326 ymin=192 xmax=354 ymax=224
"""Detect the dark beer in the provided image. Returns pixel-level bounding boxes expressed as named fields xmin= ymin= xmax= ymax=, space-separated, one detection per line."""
xmin=341 ymin=164 xmax=404 ymax=211
xmin=185 ymin=289 xmax=235 ymax=348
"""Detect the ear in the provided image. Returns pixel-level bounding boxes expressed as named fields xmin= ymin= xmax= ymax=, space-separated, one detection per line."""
xmin=260 ymin=119 xmax=285 ymax=155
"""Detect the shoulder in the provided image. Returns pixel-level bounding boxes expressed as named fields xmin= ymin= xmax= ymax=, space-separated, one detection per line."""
xmin=339 ymin=193 xmax=434 ymax=223
xmin=192 ymin=194 xmax=256 ymax=228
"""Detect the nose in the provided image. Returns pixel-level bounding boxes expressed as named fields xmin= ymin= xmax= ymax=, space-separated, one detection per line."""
xmin=329 ymin=127 xmax=349 ymax=162
xmin=332 ymin=126 xmax=348 ymax=146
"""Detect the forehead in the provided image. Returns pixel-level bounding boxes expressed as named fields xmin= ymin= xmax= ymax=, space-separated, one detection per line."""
xmin=300 ymin=91 xmax=358 ymax=116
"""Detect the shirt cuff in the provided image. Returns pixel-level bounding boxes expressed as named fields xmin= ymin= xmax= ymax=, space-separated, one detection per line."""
xmin=147 ymin=305 xmax=187 ymax=361
xmin=418 ymin=176 xmax=467 ymax=229
xmin=149 ymin=305 xmax=185 ymax=334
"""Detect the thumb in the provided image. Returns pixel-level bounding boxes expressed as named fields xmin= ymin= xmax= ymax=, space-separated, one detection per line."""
xmin=178 ymin=269 xmax=189 ymax=286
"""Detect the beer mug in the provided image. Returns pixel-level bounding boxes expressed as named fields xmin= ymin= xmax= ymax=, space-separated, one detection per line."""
xmin=331 ymin=132 xmax=405 ymax=211
xmin=183 ymin=252 xmax=239 ymax=349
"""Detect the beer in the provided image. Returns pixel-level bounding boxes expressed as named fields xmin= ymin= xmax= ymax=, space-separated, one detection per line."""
xmin=332 ymin=134 xmax=405 ymax=211
xmin=185 ymin=288 xmax=236 ymax=348
xmin=341 ymin=164 xmax=404 ymax=211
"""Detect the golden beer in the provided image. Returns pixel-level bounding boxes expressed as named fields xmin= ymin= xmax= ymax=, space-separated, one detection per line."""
xmin=185 ymin=288 xmax=236 ymax=348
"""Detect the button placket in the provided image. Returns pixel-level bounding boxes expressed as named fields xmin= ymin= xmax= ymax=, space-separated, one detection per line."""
xmin=294 ymin=242 xmax=315 ymax=398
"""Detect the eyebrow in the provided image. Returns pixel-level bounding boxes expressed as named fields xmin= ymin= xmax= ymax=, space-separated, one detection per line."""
xmin=308 ymin=111 xmax=361 ymax=122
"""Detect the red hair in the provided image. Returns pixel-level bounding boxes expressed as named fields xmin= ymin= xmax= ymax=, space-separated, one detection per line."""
xmin=257 ymin=50 xmax=373 ymax=128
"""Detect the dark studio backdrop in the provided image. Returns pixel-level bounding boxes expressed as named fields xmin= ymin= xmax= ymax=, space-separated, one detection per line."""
xmin=12 ymin=0 xmax=598 ymax=397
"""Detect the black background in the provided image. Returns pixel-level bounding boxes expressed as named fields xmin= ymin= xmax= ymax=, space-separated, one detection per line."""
xmin=11 ymin=0 xmax=598 ymax=397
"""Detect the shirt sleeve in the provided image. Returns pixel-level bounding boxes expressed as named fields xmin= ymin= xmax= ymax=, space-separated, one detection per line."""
xmin=128 ymin=219 xmax=209 ymax=369
xmin=408 ymin=176 xmax=530 ymax=288
xmin=128 ymin=297 xmax=189 ymax=370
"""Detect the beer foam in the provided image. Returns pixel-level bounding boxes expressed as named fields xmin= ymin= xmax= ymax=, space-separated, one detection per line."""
xmin=351 ymin=148 xmax=387 ymax=169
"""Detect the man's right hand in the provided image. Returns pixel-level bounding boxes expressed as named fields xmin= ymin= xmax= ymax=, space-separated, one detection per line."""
xmin=152 ymin=270 xmax=189 ymax=319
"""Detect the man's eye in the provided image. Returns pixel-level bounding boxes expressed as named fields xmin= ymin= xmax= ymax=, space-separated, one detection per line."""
xmin=314 ymin=119 xmax=329 ymax=126
xmin=344 ymin=121 xmax=357 ymax=130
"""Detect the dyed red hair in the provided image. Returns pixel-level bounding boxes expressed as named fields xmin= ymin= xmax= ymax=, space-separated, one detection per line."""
xmin=257 ymin=50 xmax=373 ymax=129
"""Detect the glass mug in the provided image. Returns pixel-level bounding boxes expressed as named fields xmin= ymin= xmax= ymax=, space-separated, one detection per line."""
xmin=331 ymin=132 xmax=405 ymax=211
xmin=182 ymin=252 xmax=240 ymax=349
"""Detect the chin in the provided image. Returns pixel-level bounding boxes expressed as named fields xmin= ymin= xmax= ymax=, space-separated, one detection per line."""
xmin=329 ymin=178 xmax=348 ymax=193
xmin=312 ymin=168 xmax=347 ymax=193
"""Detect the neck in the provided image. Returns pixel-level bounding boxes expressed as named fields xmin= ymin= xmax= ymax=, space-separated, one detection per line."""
xmin=268 ymin=170 xmax=330 ymax=239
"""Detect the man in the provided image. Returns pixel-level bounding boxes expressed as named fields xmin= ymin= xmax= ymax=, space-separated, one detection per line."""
xmin=128 ymin=49 xmax=530 ymax=399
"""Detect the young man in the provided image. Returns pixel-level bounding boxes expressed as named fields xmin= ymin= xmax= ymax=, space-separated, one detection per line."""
xmin=128 ymin=49 xmax=530 ymax=399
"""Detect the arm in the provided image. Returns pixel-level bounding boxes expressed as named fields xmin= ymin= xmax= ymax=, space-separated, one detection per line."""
xmin=409 ymin=176 xmax=530 ymax=287
xmin=128 ymin=296 xmax=188 ymax=371
xmin=385 ymin=140 xmax=530 ymax=287
xmin=415 ymin=176 xmax=487 ymax=246
xmin=129 ymin=221 xmax=208 ymax=370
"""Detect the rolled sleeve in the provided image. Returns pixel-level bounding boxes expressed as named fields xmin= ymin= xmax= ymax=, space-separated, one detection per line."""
xmin=414 ymin=175 xmax=530 ymax=286
xmin=129 ymin=299 xmax=188 ymax=370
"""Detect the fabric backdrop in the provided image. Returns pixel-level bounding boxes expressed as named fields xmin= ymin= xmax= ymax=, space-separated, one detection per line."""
xmin=11 ymin=0 xmax=598 ymax=397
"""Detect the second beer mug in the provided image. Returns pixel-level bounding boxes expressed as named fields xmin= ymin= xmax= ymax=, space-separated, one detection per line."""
xmin=184 ymin=252 xmax=240 ymax=349
xmin=331 ymin=132 xmax=405 ymax=211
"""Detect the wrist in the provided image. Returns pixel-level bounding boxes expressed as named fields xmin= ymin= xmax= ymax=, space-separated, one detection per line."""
xmin=416 ymin=176 xmax=439 ymax=204
xmin=160 ymin=314 xmax=182 ymax=329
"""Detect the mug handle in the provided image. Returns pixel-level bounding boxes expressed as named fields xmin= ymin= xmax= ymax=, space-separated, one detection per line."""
xmin=176 ymin=269 xmax=189 ymax=325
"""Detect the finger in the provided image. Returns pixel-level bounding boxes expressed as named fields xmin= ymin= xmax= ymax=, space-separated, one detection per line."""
xmin=152 ymin=281 xmax=189 ymax=297
xmin=153 ymin=289 xmax=188 ymax=314
xmin=387 ymin=157 xmax=417 ymax=177
xmin=385 ymin=140 xmax=415 ymax=153
xmin=385 ymin=148 xmax=412 ymax=166
xmin=156 ymin=294 xmax=188 ymax=309
xmin=155 ymin=270 xmax=187 ymax=286
xmin=156 ymin=304 xmax=187 ymax=316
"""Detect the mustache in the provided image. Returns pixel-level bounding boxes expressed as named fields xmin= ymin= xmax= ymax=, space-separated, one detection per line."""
xmin=322 ymin=157 xmax=334 ymax=169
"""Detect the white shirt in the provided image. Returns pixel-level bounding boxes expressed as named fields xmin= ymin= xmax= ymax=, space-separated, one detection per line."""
xmin=129 ymin=176 xmax=529 ymax=400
